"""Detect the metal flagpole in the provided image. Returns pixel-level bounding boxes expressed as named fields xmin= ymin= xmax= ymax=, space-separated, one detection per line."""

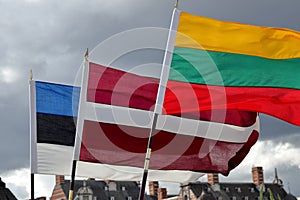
xmin=31 ymin=173 xmax=34 ymax=200
xmin=29 ymin=69 xmax=35 ymax=200
xmin=68 ymin=160 xmax=77 ymax=200
xmin=174 ymin=0 xmax=179 ymax=8
xmin=138 ymin=114 xmax=159 ymax=200
xmin=138 ymin=2 xmax=179 ymax=199
xmin=68 ymin=49 xmax=89 ymax=200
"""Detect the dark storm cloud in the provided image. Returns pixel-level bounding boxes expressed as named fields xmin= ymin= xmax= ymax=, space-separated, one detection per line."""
xmin=181 ymin=0 xmax=300 ymax=31
xmin=260 ymin=114 xmax=300 ymax=142
xmin=0 ymin=0 xmax=173 ymax=172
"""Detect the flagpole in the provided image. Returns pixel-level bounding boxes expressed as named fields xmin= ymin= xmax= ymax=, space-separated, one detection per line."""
xmin=138 ymin=113 xmax=159 ymax=200
xmin=138 ymin=6 xmax=180 ymax=200
xmin=174 ymin=0 xmax=179 ymax=8
xmin=68 ymin=48 xmax=89 ymax=200
xmin=68 ymin=160 xmax=77 ymax=200
xmin=31 ymin=173 xmax=34 ymax=200
xmin=29 ymin=69 xmax=35 ymax=200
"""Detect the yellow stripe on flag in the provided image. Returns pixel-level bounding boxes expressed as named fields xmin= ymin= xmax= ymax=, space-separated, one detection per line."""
xmin=175 ymin=12 xmax=300 ymax=59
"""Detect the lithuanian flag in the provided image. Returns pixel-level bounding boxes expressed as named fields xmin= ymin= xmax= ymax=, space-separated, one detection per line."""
xmin=164 ymin=10 xmax=300 ymax=126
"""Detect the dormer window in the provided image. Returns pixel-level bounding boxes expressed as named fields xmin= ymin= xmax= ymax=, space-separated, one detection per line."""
xmin=108 ymin=182 xmax=117 ymax=191
xmin=75 ymin=181 xmax=93 ymax=200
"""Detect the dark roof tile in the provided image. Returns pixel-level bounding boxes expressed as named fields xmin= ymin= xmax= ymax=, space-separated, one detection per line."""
xmin=186 ymin=182 xmax=297 ymax=200
xmin=60 ymin=180 xmax=155 ymax=199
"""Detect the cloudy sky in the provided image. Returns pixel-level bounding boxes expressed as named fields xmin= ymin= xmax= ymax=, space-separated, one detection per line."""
xmin=1 ymin=0 xmax=300 ymax=199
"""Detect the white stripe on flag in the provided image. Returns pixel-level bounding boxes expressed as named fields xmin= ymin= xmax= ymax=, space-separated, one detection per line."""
xmin=38 ymin=143 xmax=204 ymax=182
xmin=158 ymin=115 xmax=259 ymax=143
xmin=82 ymin=102 xmax=258 ymax=143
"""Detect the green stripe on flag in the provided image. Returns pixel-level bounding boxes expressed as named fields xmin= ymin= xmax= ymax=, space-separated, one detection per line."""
xmin=170 ymin=47 xmax=300 ymax=89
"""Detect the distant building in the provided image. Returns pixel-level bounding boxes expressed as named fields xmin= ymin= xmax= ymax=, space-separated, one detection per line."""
xmin=51 ymin=176 xmax=162 ymax=200
xmin=0 ymin=177 xmax=17 ymax=200
xmin=50 ymin=167 xmax=297 ymax=200
xmin=178 ymin=166 xmax=297 ymax=200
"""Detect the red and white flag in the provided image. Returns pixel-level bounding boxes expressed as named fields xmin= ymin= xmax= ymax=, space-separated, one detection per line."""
xmin=73 ymin=9 xmax=259 ymax=182
xmin=73 ymin=60 xmax=259 ymax=181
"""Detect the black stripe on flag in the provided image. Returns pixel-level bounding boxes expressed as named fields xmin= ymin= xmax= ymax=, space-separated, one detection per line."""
xmin=37 ymin=113 xmax=76 ymax=146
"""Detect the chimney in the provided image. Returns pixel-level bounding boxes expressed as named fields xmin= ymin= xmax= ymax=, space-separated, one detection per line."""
xmin=207 ymin=173 xmax=219 ymax=185
xmin=157 ymin=188 xmax=167 ymax=200
xmin=55 ymin=175 xmax=65 ymax=185
xmin=149 ymin=181 xmax=159 ymax=196
xmin=252 ymin=166 xmax=264 ymax=186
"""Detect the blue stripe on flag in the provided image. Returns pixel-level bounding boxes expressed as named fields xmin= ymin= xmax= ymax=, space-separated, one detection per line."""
xmin=36 ymin=81 xmax=80 ymax=117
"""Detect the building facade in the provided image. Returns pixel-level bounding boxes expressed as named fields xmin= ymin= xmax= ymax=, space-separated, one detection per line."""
xmin=178 ymin=167 xmax=297 ymax=200
xmin=51 ymin=176 xmax=172 ymax=200
xmin=50 ymin=167 xmax=297 ymax=200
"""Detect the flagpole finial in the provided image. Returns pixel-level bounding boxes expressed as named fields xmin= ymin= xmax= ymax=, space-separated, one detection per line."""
xmin=84 ymin=48 xmax=89 ymax=61
xmin=174 ymin=0 xmax=179 ymax=8
xmin=30 ymin=69 xmax=33 ymax=80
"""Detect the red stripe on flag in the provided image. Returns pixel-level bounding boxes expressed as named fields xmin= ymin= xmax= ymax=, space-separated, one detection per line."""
xmin=87 ymin=62 xmax=159 ymax=111
xmin=87 ymin=62 xmax=257 ymax=126
xmin=164 ymin=80 xmax=300 ymax=125
xmin=79 ymin=120 xmax=258 ymax=175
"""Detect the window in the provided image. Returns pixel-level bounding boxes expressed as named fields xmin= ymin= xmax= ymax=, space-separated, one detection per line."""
xmin=232 ymin=196 xmax=236 ymax=200
xmin=127 ymin=197 xmax=132 ymax=200
xmin=244 ymin=196 xmax=249 ymax=200
xmin=122 ymin=186 xmax=126 ymax=191
xmin=110 ymin=197 xmax=115 ymax=200
xmin=225 ymin=187 xmax=230 ymax=192
xmin=251 ymin=187 xmax=255 ymax=193
xmin=82 ymin=196 xmax=89 ymax=200
xmin=237 ymin=187 xmax=241 ymax=193
xmin=108 ymin=182 xmax=117 ymax=191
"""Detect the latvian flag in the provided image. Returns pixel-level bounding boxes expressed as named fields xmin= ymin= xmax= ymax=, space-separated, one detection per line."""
xmin=73 ymin=60 xmax=259 ymax=178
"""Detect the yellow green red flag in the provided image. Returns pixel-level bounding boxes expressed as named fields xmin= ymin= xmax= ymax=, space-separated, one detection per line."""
xmin=164 ymin=10 xmax=300 ymax=126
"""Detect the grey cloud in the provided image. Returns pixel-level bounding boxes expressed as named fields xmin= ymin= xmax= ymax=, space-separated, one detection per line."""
xmin=181 ymin=0 xmax=300 ymax=31
xmin=260 ymin=114 xmax=300 ymax=142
